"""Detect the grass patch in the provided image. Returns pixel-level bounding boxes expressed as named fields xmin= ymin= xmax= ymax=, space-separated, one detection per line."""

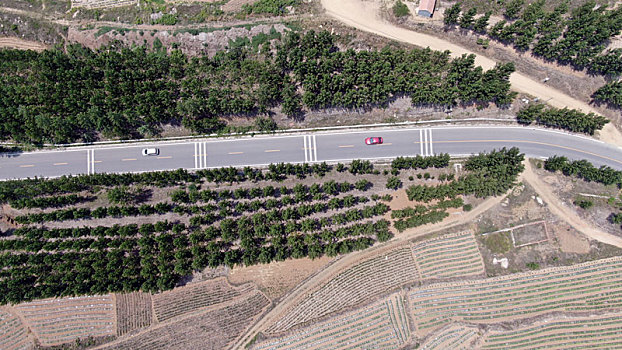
xmin=484 ymin=232 xmax=512 ymax=254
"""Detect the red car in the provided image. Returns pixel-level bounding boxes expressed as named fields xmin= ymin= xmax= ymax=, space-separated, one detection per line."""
xmin=365 ymin=137 xmax=383 ymax=145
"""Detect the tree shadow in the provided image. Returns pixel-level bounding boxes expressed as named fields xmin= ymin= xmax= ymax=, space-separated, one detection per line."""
xmin=0 ymin=146 xmax=23 ymax=158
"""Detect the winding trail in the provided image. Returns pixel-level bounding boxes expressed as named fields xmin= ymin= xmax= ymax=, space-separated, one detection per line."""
xmin=320 ymin=0 xmax=622 ymax=147
xmin=522 ymin=161 xmax=622 ymax=248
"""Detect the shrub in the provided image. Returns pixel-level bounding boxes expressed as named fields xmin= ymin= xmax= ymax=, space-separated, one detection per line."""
xmin=393 ymin=1 xmax=410 ymax=17
xmin=386 ymin=176 xmax=402 ymax=190
xmin=575 ymin=199 xmax=593 ymax=210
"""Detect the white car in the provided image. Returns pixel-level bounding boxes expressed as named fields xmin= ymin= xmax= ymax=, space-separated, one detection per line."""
xmin=142 ymin=148 xmax=159 ymax=156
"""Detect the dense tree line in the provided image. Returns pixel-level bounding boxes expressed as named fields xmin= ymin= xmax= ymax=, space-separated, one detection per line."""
xmin=0 ymin=30 xmax=515 ymax=145
xmin=516 ymin=104 xmax=608 ymax=135
xmin=391 ymin=197 xmax=463 ymax=232
xmin=544 ymin=156 xmax=622 ymax=187
xmin=593 ymin=81 xmax=622 ymax=109
xmin=444 ymin=1 xmax=622 ymax=76
xmin=391 ymin=154 xmax=450 ymax=170
xmin=9 ymin=194 xmax=95 ymax=210
xmin=0 ymin=161 xmax=345 ymax=204
xmin=406 ymin=148 xmax=524 ymax=201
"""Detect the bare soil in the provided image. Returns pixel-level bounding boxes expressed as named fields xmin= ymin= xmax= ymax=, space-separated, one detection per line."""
xmin=0 ymin=36 xmax=48 ymax=50
xmin=228 ymin=255 xmax=334 ymax=301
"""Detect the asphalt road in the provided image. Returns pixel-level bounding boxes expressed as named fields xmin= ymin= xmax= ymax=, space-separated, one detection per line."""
xmin=1 ymin=126 xmax=621 ymax=180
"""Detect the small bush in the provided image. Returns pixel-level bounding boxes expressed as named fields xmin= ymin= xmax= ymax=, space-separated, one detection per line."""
xmin=462 ymin=203 xmax=473 ymax=211
xmin=575 ymin=199 xmax=593 ymax=210
xmin=386 ymin=176 xmax=402 ymax=190
xmin=393 ymin=0 xmax=410 ymax=17
xmin=526 ymin=262 xmax=540 ymax=270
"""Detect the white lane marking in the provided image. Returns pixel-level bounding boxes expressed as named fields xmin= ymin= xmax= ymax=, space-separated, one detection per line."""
xmin=265 ymin=150 xmax=280 ymax=153
xmin=157 ymin=156 xmax=172 ymax=159
xmin=203 ymin=142 xmax=207 ymax=168
xmin=307 ymin=135 xmax=313 ymax=162
xmin=313 ymin=135 xmax=318 ymax=162
xmin=86 ymin=149 xmax=90 ymax=174
xmin=429 ymin=129 xmax=434 ymax=156
xmin=339 ymin=145 xmax=354 ymax=148
xmin=424 ymin=129 xmax=429 ymax=156
xmin=19 ymin=164 xmax=34 ymax=168
xmin=229 ymin=152 xmax=244 ymax=155
xmin=303 ymin=135 xmax=308 ymax=163
xmin=53 ymin=162 xmax=68 ymax=166
xmin=122 ymin=158 xmax=137 ymax=161
xmin=194 ymin=142 xmax=198 ymax=169
xmin=419 ymin=129 xmax=424 ymax=156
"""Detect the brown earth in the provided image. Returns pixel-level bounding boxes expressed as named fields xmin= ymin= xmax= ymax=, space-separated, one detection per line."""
xmin=522 ymin=160 xmax=622 ymax=248
xmin=0 ymin=36 xmax=47 ymax=51
xmin=228 ymin=255 xmax=335 ymax=301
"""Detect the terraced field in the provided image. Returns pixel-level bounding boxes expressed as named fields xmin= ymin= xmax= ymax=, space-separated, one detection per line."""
xmin=420 ymin=324 xmax=480 ymax=350
xmin=254 ymin=293 xmax=411 ymax=350
xmin=71 ymin=0 xmax=137 ymax=9
xmin=265 ymin=247 xmax=418 ymax=334
xmin=115 ymin=292 xmax=153 ymax=336
xmin=481 ymin=312 xmax=622 ymax=349
xmin=0 ymin=308 xmax=33 ymax=350
xmin=409 ymin=256 xmax=622 ymax=337
xmin=152 ymin=278 xmax=255 ymax=322
xmin=102 ymin=290 xmax=270 ymax=350
xmin=14 ymin=295 xmax=115 ymax=346
xmin=412 ymin=231 xmax=484 ymax=280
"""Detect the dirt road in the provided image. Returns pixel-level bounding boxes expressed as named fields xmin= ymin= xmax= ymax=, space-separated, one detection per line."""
xmin=319 ymin=0 xmax=622 ymax=147
xmin=0 ymin=37 xmax=48 ymax=51
xmin=231 ymin=189 xmax=508 ymax=349
xmin=522 ymin=161 xmax=622 ymax=248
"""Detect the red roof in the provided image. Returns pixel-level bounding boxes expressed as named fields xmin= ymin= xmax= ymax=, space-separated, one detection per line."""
xmin=419 ymin=0 xmax=436 ymax=14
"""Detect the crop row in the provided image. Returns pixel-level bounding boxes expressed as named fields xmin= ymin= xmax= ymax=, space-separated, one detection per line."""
xmin=115 ymin=291 xmax=153 ymax=337
xmin=266 ymin=247 xmax=418 ymax=334
xmin=412 ymin=231 xmax=484 ymax=280
xmin=256 ymin=293 xmax=410 ymax=350
xmin=14 ymin=295 xmax=115 ymax=346
xmin=0 ymin=309 xmax=32 ymax=350
xmin=101 ymin=290 xmax=270 ymax=350
xmin=420 ymin=324 xmax=480 ymax=350
xmin=171 ymin=180 xmax=370 ymax=204
xmin=0 ymin=214 xmax=390 ymax=305
xmin=15 ymin=187 xmax=372 ymax=224
xmin=408 ymin=256 xmax=622 ymax=337
xmin=152 ymin=278 xmax=255 ymax=322
xmin=482 ymin=312 xmax=622 ymax=349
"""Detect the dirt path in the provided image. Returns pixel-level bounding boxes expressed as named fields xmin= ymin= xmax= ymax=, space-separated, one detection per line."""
xmin=522 ymin=161 xmax=622 ymax=248
xmin=0 ymin=37 xmax=48 ymax=51
xmin=319 ymin=0 xmax=622 ymax=148
xmin=231 ymin=189 xmax=509 ymax=349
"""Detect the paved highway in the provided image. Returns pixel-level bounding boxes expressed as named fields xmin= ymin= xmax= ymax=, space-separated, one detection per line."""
xmin=1 ymin=126 xmax=621 ymax=180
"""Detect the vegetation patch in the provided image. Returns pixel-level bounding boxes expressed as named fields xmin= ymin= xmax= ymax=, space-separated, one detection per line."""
xmin=516 ymin=104 xmax=608 ymax=135
xmin=0 ymin=30 xmax=515 ymax=145
xmin=484 ymin=232 xmax=512 ymax=254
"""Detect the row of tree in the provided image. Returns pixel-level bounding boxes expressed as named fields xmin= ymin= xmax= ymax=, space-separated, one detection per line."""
xmin=0 ymin=30 xmax=515 ymax=145
xmin=0 ymin=161 xmax=363 ymax=204
xmin=406 ymin=148 xmax=525 ymax=201
xmin=516 ymin=104 xmax=609 ymax=135
xmin=544 ymin=156 xmax=622 ymax=187
xmin=391 ymin=154 xmax=451 ymax=170
xmin=444 ymin=1 xmax=622 ymax=76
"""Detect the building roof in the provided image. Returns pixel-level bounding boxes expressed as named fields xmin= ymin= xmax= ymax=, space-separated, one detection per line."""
xmin=418 ymin=0 xmax=436 ymax=15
